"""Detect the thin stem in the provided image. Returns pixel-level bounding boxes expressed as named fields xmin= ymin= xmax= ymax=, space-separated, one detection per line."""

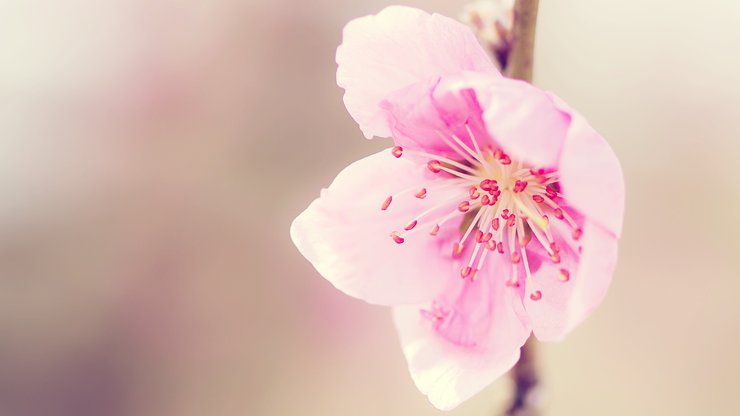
xmin=504 ymin=0 xmax=540 ymax=82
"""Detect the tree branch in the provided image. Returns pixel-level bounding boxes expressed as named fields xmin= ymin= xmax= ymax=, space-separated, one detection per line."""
xmin=505 ymin=339 xmax=540 ymax=415
xmin=504 ymin=0 xmax=539 ymax=82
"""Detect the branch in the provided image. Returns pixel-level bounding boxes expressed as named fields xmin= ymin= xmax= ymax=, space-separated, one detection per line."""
xmin=504 ymin=0 xmax=539 ymax=82
xmin=505 ymin=339 xmax=540 ymax=415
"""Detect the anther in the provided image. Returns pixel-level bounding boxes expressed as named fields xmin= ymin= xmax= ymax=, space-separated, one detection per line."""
xmin=572 ymin=227 xmax=583 ymax=240
xmin=390 ymin=232 xmax=405 ymax=244
xmin=511 ymin=252 xmax=521 ymax=263
xmin=497 ymin=242 xmax=504 ymax=254
xmin=507 ymin=214 xmax=516 ymax=227
xmin=460 ymin=266 xmax=472 ymax=278
xmin=486 ymin=239 xmax=496 ymax=251
xmin=481 ymin=194 xmax=490 ymax=205
xmin=469 ymin=187 xmax=480 ymax=199
xmin=452 ymin=243 xmax=464 ymax=257
xmin=415 ymin=188 xmax=427 ymax=199
xmin=492 ymin=218 xmax=500 ymax=231
xmin=559 ymin=269 xmax=570 ymax=282
xmin=530 ymin=290 xmax=542 ymax=301
xmin=546 ymin=187 xmax=557 ymax=199
xmin=482 ymin=232 xmax=492 ymax=242
xmin=381 ymin=196 xmax=392 ymax=211
xmin=530 ymin=169 xmax=546 ymax=183
xmin=550 ymin=242 xmax=560 ymax=253
xmin=480 ymin=179 xmax=496 ymax=191
xmin=391 ymin=146 xmax=403 ymax=158
xmin=554 ymin=208 xmax=564 ymax=219
xmin=427 ymin=160 xmax=441 ymax=173
xmin=475 ymin=230 xmax=484 ymax=243
xmin=550 ymin=252 xmax=561 ymax=263
xmin=404 ymin=220 xmax=418 ymax=231
xmin=506 ymin=278 xmax=520 ymax=288
xmin=513 ymin=180 xmax=528 ymax=193
xmin=430 ymin=224 xmax=440 ymax=236
xmin=458 ymin=201 xmax=471 ymax=213
xmin=532 ymin=195 xmax=545 ymax=203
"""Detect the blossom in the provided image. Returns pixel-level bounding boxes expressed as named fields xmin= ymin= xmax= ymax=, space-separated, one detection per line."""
xmin=290 ymin=5 xmax=624 ymax=410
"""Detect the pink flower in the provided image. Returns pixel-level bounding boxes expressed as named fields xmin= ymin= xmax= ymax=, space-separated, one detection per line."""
xmin=291 ymin=5 xmax=624 ymax=410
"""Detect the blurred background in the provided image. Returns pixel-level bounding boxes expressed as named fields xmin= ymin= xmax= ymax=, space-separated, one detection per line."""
xmin=1 ymin=0 xmax=739 ymax=415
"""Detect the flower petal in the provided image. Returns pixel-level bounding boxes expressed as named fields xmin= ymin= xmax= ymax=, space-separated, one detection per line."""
xmin=554 ymin=96 xmax=625 ymax=237
xmin=336 ymin=6 xmax=497 ymax=139
xmin=523 ymin=220 xmax=619 ymax=341
xmin=393 ymin=257 xmax=531 ymax=410
xmin=380 ymin=75 xmax=491 ymax=159
xmin=380 ymin=73 xmax=570 ymax=168
xmin=291 ymin=148 xmax=465 ymax=306
xmin=480 ymin=79 xmax=572 ymax=168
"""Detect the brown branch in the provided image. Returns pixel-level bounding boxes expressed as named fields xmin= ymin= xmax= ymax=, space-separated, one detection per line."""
xmin=504 ymin=0 xmax=540 ymax=82
xmin=505 ymin=339 xmax=540 ymax=415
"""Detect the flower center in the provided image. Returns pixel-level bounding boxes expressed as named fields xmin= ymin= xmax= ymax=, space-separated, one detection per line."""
xmin=382 ymin=126 xmax=582 ymax=300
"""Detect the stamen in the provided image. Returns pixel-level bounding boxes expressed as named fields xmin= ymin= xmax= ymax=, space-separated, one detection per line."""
xmin=520 ymin=244 xmax=533 ymax=281
xmin=450 ymin=133 xmax=486 ymax=166
xmin=458 ymin=206 xmax=486 ymax=246
xmin=386 ymin=139 xmax=579 ymax=293
xmin=428 ymin=160 xmax=442 ymax=173
xmin=513 ymin=180 xmax=528 ymax=193
xmin=405 ymin=150 xmax=477 ymax=174
xmin=469 ymin=186 xmax=480 ymax=199
xmin=381 ymin=196 xmax=392 ymax=211
xmin=435 ymin=131 xmax=479 ymax=166
xmin=464 ymin=123 xmax=492 ymax=171
xmin=511 ymin=252 xmax=521 ymax=263
xmin=390 ymin=232 xmax=405 ymax=244
xmin=550 ymin=252 xmax=561 ymax=263
xmin=527 ymin=219 xmax=554 ymax=255
xmin=437 ymin=165 xmax=479 ymax=181
xmin=461 ymin=266 xmax=472 ymax=278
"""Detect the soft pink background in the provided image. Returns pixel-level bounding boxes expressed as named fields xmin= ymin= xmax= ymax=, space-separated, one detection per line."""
xmin=1 ymin=0 xmax=739 ymax=415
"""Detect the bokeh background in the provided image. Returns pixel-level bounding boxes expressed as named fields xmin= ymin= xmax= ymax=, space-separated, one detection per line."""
xmin=1 ymin=0 xmax=739 ymax=415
